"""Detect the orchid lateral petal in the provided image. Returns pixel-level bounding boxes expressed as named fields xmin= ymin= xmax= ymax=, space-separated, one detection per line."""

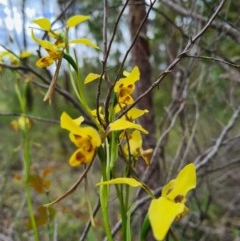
xmin=166 ymin=163 xmax=196 ymax=202
xmin=60 ymin=112 xmax=84 ymax=134
xmin=108 ymin=119 xmax=148 ymax=134
xmin=126 ymin=108 xmax=149 ymax=120
xmin=67 ymin=15 xmax=90 ymax=28
xmin=69 ymin=38 xmax=99 ymax=49
xmin=33 ymin=18 xmax=51 ymax=31
xmin=148 ymin=197 xmax=184 ymax=241
xmin=96 ymin=178 xmax=143 ymax=187
xmin=31 ymin=30 xmax=56 ymax=50
xmin=84 ymin=73 xmax=101 ymax=84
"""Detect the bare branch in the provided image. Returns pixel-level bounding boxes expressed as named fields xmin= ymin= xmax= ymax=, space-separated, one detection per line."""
xmin=195 ymin=106 xmax=240 ymax=169
xmin=161 ymin=0 xmax=240 ymax=44
xmin=119 ymin=0 xmax=227 ymax=119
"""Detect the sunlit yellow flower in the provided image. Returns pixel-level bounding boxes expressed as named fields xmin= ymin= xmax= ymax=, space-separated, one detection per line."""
xmin=31 ymin=30 xmax=63 ymax=67
xmin=148 ymin=163 xmax=196 ymax=240
xmin=114 ymin=66 xmax=140 ymax=105
xmin=60 ymin=112 xmax=101 ymax=166
xmin=32 ymin=15 xmax=99 ymax=68
xmin=123 ymin=130 xmax=152 ymax=165
xmin=96 ymin=163 xmax=196 ymax=241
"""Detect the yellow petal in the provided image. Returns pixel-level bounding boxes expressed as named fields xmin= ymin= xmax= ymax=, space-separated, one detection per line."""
xmin=148 ymin=197 xmax=184 ymax=241
xmin=141 ymin=148 xmax=153 ymax=165
xmin=69 ymin=148 xmax=95 ymax=166
xmin=67 ymin=15 xmax=90 ymax=28
xmin=84 ymin=73 xmax=101 ymax=84
xmin=96 ymin=178 xmax=143 ymax=187
xmin=60 ymin=112 xmax=84 ymax=134
xmin=69 ymin=38 xmax=99 ymax=49
xmin=36 ymin=56 xmax=54 ymax=67
xmin=31 ymin=30 xmax=56 ymax=50
xmin=114 ymin=66 xmax=140 ymax=93
xmin=125 ymin=108 xmax=149 ymax=120
xmin=108 ymin=119 xmax=148 ymax=134
xmin=69 ymin=127 xmax=101 ymax=147
xmin=166 ymin=163 xmax=196 ymax=203
xmin=124 ymin=130 xmax=142 ymax=158
xmin=33 ymin=18 xmax=51 ymax=31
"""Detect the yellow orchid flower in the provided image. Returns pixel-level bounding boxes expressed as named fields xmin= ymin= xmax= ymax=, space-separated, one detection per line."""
xmin=114 ymin=66 xmax=140 ymax=105
xmin=60 ymin=112 xmax=101 ymax=167
xmin=96 ymin=163 xmax=196 ymax=240
xmin=148 ymin=163 xmax=196 ymax=240
xmin=123 ymin=130 xmax=152 ymax=165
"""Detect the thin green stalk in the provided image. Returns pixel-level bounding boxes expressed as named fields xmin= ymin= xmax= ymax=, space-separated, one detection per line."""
xmin=116 ymin=185 xmax=127 ymax=240
xmin=23 ymin=127 xmax=40 ymax=241
xmin=100 ymin=139 xmax=113 ymax=241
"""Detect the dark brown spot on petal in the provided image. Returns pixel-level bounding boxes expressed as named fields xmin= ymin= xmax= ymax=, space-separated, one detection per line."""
xmin=74 ymin=134 xmax=82 ymax=139
xmin=174 ymin=195 xmax=184 ymax=203
xmin=75 ymin=151 xmax=85 ymax=162
xmin=166 ymin=188 xmax=173 ymax=195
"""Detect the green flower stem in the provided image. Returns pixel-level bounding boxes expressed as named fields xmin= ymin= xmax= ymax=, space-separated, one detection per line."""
xmin=100 ymin=184 xmax=113 ymax=241
xmin=116 ymin=185 xmax=127 ymax=240
xmin=100 ymin=139 xmax=113 ymax=241
xmin=23 ymin=127 xmax=40 ymax=241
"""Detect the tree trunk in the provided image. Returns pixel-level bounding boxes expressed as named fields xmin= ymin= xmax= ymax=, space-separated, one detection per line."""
xmin=129 ymin=1 xmax=159 ymax=240
xmin=129 ymin=0 xmax=156 ymax=150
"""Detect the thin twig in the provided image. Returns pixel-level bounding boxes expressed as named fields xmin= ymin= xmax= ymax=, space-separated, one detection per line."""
xmin=44 ymin=161 xmax=94 ymax=207
xmin=186 ymin=54 xmax=240 ymax=68
xmin=161 ymin=0 xmax=240 ymax=44
xmin=104 ymin=0 xmax=157 ymax=125
xmin=79 ymin=197 xmax=101 ymax=241
xmin=195 ymin=106 xmax=240 ymax=169
xmin=101 ymin=0 xmax=130 ymax=125
xmin=119 ymin=0 xmax=227 ymax=119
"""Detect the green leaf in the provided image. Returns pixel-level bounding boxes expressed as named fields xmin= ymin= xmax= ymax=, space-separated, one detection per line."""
xmin=140 ymin=214 xmax=151 ymax=241
xmin=63 ymin=53 xmax=78 ymax=71
xmin=67 ymin=15 xmax=90 ymax=28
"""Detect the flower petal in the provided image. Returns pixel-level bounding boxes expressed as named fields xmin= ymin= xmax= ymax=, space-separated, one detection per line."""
xmin=69 ymin=38 xmax=99 ymax=49
xmin=60 ymin=112 xmax=84 ymax=134
xmin=114 ymin=66 xmax=140 ymax=93
xmin=166 ymin=163 xmax=196 ymax=202
xmin=36 ymin=56 xmax=54 ymax=67
xmin=107 ymin=119 xmax=148 ymax=134
xmin=84 ymin=73 xmax=101 ymax=84
xmin=96 ymin=178 xmax=143 ymax=187
xmin=126 ymin=108 xmax=149 ymax=120
xmin=33 ymin=18 xmax=51 ymax=31
xmin=67 ymin=15 xmax=90 ymax=28
xmin=148 ymin=197 xmax=185 ymax=241
xmin=69 ymin=148 xmax=95 ymax=166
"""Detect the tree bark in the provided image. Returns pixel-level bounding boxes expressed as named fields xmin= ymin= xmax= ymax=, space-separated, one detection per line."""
xmin=129 ymin=1 xmax=159 ymax=239
xmin=129 ymin=0 xmax=156 ymax=149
